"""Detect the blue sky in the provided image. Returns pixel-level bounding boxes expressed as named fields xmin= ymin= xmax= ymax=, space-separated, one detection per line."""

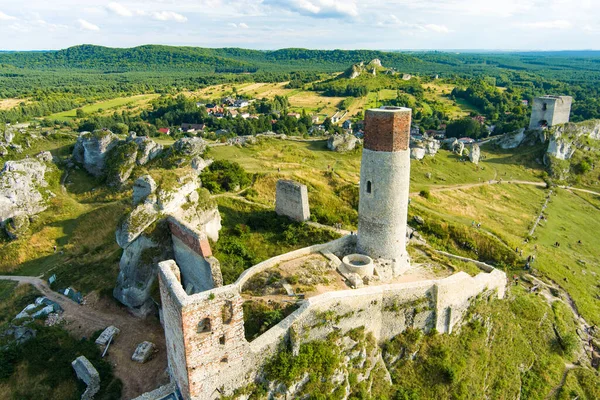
xmin=1 ymin=0 xmax=599 ymax=50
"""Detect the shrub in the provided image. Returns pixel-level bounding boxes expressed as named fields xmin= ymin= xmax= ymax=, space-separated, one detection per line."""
xmin=419 ymin=190 xmax=431 ymax=199
xmin=200 ymin=160 xmax=251 ymax=193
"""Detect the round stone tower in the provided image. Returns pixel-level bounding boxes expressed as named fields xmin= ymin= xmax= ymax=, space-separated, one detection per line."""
xmin=357 ymin=107 xmax=411 ymax=272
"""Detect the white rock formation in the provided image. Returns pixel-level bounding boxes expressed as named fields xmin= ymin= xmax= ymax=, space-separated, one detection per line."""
xmin=133 ymin=175 xmax=157 ymax=206
xmin=73 ymin=131 xmax=119 ymax=177
xmin=327 ymin=134 xmax=358 ymax=152
xmin=497 ymin=129 xmax=526 ymax=149
xmin=410 ymin=147 xmax=426 ymax=160
xmin=114 ymin=173 xmax=221 ymax=315
xmin=469 ymin=144 xmax=481 ymax=164
xmin=0 ymin=159 xmax=49 ymax=224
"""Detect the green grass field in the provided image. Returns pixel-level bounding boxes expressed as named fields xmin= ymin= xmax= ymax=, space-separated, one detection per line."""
xmin=47 ymin=94 xmax=159 ymax=121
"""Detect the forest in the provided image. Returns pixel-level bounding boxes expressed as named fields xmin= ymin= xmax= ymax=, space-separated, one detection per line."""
xmin=3 ymin=45 xmax=600 ymax=127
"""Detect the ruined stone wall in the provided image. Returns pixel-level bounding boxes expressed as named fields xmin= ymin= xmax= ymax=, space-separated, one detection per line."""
xmin=158 ymin=261 xmax=190 ymax=398
xmin=168 ymin=217 xmax=222 ymax=294
xmin=158 ymin=240 xmax=507 ymax=400
xmin=529 ymin=96 xmax=572 ymax=130
xmin=275 ymin=180 xmax=310 ymax=222
xmin=182 ymin=287 xmax=247 ymax=399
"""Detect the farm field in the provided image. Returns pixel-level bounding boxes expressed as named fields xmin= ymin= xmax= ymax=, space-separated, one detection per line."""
xmin=47 ymin=94 xmax=160 ymax=121
xmin=0 ymin=98 xmax=27 ymax=110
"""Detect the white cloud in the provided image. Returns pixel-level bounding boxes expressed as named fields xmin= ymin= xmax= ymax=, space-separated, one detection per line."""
xmin=78 ymin=19 xmax=100 ymax=31
xmin=389 ymin=0 xmax=537 ymax=18
xmin=239 ymin=22 xmax=249 ymax=28
xmin=377 ymin=15 xmax=451 ymax=34
xmin=107 ymin=2 xmax=133 ymax=17
xmin=151 ymin=11 xmax=187 ymax=22
xmin=0 ymin=11 xmax=16 ymax=20
xmin=228 ymin=22 xmax=249 ymax=29
xmin=264 ymin=0 xmax=358 ymax=19
xmin=521 ymin=20 xmax=572 ymax=29
xmin=424 ymin=24 xmax=451 ymax=33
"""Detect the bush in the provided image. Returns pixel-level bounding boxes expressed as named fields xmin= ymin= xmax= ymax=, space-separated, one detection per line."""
xmin=200 ymin=160 xmax=251 ymax=193
xmin=419 ymin=190 xmax=431 ymax=199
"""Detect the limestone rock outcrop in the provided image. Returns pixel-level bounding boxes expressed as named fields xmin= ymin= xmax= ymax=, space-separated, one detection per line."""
xmin=132 ymin=175 xmax=157 ymax=206
xmin=497 ymin=128 xmax=526 ymax=149
xmin=73 ymin=130 xmax=119 ymax=177
xmin=114 ymin=172 xmax=221 ymax=315
xmin=469 ymin=144 xmax=481 ymax=164
xmin=410 ymin=147 xmax=426 ymax=160
xmin=73 ymin=130 xmax=163 ymax=185
xmin=410 ymin=137 xmax=440 ymax=160
xmin=327 ymin=134 xmax=357 ymax=153
xmin=0 ymin=158 xmax=51 ymax=238
xmin=441 ymin=137 xmax=458 ymax=150
xmin=453 ymin=141 xmax=465 ymax=156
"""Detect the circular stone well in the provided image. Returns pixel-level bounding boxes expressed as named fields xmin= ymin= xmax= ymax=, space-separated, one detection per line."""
xmin=342 ymin=254 xmax=375 ymax=277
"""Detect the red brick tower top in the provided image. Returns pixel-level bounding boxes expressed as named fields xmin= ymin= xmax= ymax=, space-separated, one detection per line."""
xmin=363 ymin=107 xmax=412 ymax=152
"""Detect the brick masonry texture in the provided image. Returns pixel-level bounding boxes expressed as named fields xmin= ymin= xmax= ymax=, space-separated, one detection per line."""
xmin=363 ymin=107 xmax=412 ymax=152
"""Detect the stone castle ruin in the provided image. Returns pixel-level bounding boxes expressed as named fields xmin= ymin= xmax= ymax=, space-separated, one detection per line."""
xmin=529 ymin=95 xmax=572 ymax=130
xmin=275 ymin=180 xmax=310 ymax=222
xmin=154 ymin=107 xmax=508 ymax=400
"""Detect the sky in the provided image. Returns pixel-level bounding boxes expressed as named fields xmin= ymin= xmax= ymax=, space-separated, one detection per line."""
xmin=1 ymin=0 xmax=600 ymax=51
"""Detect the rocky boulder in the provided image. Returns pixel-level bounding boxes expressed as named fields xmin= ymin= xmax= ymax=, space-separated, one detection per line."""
xmin=5 ymin=215 xmax=30 ymax=240
xmin=544 ymin=121 xmax=600 ymax=164
xmin=453 ymin=141 xmax=465 ymax=156
xmin=469 ymin=144 xmax=481 ymax=164
xmin=497 ymin=128 xmax=526 ymax=149
xmin=0 ymin=159 xmax=50 ymax=237
xmin=130 ymin=136 xmax=163 ymax=166
xmin=410 ymin=147 xmax=426 ymax=160
xmin=191 ymin=157 xmax=212 ymax=173
xmin=327 ymin=134 xmax=357 ymax=152
xmin=73 ymin=130 xmax=119 ymax=176
xmin=4 ymin=130 xmax=15 ymax=144
xmin=114 ymin=173 xmax=221 ymax=315
xmin=74 ymin=130 xmax=163 ymax=185
xmin=410 ymin=137 xmax=440 ymax=160
xmin=132 ymin=175 xmax=157 ymax=206
xmin=172 ymin=137 xmax=207 ymax=157
xmin=441 ymin=137 xmax=458 ymax=150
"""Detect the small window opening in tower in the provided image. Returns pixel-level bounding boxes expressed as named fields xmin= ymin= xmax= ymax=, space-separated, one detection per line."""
xmin=367 ymin=181 xmax=372 ymax=194
xmin=219 ymin=335 xmax=226 ymax=345
xmin=197 ymin=318 xmax=211 ymax=334
xmin=542 ymin=103 xmax=547 ymax=111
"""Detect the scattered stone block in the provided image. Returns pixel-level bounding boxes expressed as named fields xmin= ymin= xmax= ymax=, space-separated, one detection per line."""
xmin=72 ymin=356 xmax=100 ymax=400
xmin=132 ymin=341 xmax=156 ymax=363
xmin=95 ymin=326 xmax=120 ymax=346
xmin=346 ymin=273 xmax=364 ymax=289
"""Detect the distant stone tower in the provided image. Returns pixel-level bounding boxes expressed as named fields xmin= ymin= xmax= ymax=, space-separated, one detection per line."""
xmin=357 ymin=107 xmax=411 ymax=271
xmin=529 ymin=95 xmax=572 ymax=130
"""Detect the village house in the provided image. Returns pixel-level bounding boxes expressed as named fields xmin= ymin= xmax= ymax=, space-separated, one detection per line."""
xmin=181 ymin=123 xmax=206 ymax=133
xmin=158 ymin=128 xmax=170 ymax=135
xmin=311 ymin=115 xmax=320 ymax=124
xmin=342 ymin=120 xmax=352 ymax=130
xmin=287 ymin=112 xmax=301 ymax=119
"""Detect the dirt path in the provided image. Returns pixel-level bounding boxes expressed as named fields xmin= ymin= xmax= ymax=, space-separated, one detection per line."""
xmin=0 ymin=276 xmax=168 ymax=400
xmin=544 ymin=363 xmax=576 ymax=400
xmin=409 ymin=179 xmax=547 ymax=196
xmin=559 ymin=185 xmax=600 ymax=197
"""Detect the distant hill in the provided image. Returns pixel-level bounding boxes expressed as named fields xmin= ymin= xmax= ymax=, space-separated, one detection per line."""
xmin=0 ymin=45 xmax=426 ymax=73
xmin=2 ymin=45 xmax=600 ymax=81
